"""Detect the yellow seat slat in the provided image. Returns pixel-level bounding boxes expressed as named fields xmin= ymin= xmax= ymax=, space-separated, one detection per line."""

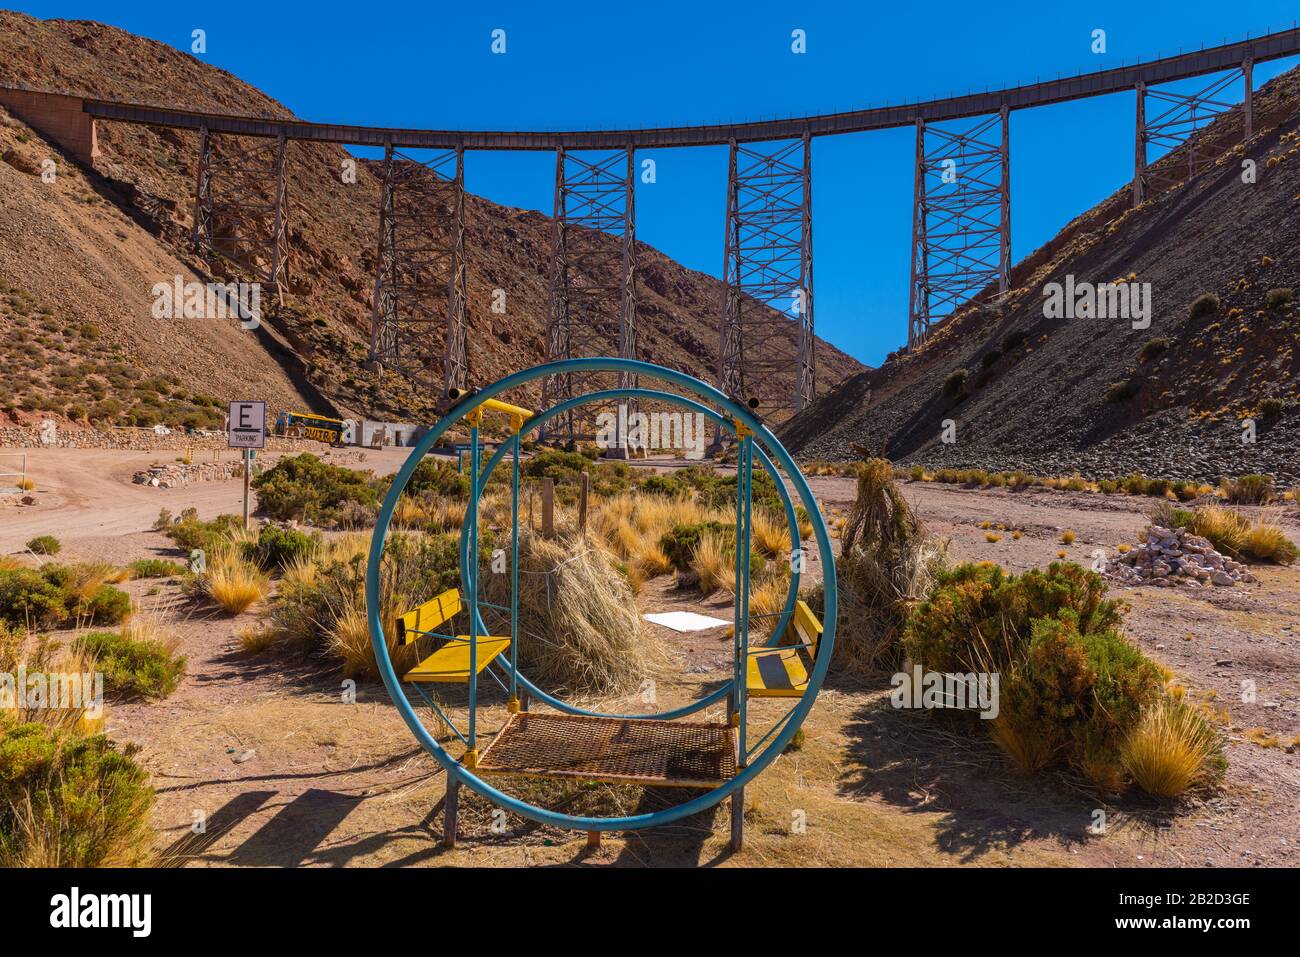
xmin=398 ymin=588 xmax=462 ymax=645
xmin=746 ymin=647 xmax=810 ymax=698
xmin=404 ymin=636 xmax=511 ymax=683
xmin=747 ymin=600 xmax=822 ymax=698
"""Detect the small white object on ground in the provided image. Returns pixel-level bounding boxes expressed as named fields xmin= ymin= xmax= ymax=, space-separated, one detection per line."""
xmin=644 ymin=611 xmax=732 ymax=632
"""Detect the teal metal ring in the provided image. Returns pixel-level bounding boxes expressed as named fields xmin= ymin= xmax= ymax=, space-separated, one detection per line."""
xmin=366 ymin=358 xmax=837 ymax=832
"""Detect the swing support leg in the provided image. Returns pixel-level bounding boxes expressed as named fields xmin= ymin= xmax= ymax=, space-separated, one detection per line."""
xmin=731 ymin=788 xmax=744 ymax=851
xmin=444 ymin=775 xmax=460 ymax=848
xmin=586 ymin=830 xmax=601 ymax=851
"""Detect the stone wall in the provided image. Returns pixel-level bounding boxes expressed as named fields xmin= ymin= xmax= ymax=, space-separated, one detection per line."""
xmin=0 ymin=425 xmax=320 ymax=453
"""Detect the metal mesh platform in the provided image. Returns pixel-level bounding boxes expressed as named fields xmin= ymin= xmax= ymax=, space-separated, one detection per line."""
xmin=476 ymin=712 xmax=738 ymax=788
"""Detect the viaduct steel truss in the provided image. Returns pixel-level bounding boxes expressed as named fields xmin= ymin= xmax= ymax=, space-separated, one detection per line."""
xmin=368 ymin=143 xmax=469 ymax=397
xmin=908 ymin=109 xmax=1010 ymax=349
xmin=191 ymin=127 xmax=290 ymax=299
xmin=718 ymin=135 xmax=815 ymax=416
xmin=541 ymin=147 xmax=637 ymax=439
xmin=1134 ymin=58 xmax=1253 ymax=204
xmin=83 ymin=27 xmax=1290 ymax=399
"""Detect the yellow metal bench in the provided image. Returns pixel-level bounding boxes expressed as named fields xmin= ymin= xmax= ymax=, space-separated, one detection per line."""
xmin=397 ymin=588 xmax=510 ymax=684
xmin=746 ymin=600 xmax=823 ymax=698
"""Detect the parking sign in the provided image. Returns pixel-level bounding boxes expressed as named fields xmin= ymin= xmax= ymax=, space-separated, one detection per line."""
xmin=228 ymin=401 xmax=266 ymax=449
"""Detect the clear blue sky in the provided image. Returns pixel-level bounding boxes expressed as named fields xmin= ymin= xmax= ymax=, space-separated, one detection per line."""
xmin=10 ymin=1 xmax=1300 ymax=365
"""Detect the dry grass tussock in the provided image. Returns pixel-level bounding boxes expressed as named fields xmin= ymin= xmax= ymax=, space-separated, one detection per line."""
xmin=491 ymin=530 xmax=662 ymax=697
xmin=203 ymin=547 xmax=270 ymax=614
xmin=830 ymin=457 xmax=947 ymax=674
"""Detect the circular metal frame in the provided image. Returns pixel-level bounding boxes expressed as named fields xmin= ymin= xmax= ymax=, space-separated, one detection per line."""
xmin=367 ymin=358 xmax=837 ymax=831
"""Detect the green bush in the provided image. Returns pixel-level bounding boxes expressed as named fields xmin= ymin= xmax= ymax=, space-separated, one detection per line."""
xmin=636 ymin=473 xmax=686 ymax=497
xmin=1264 ymin=287 xmax=1293 ymax=311
xmin=243 ymin=525 xmax=317 ymax=571
xmin=1105 ymin=379 xmax=1135 ymax=403
xmin=406 ymin=459 xmax=471 ymax=500
xmin=942 ymin=368 xmax=969 ymax=397
xmin=74 ymin=628 xmax=187 ymax=700
xmin=903 ymin=562 xmax=1163 ymax=787
xmin=1189 ymin=292 xmax=1220 ymax=320
xmin=252 ymin=453 xmax=378 ymax=525
xmin=1222 ymin=473 xmax=1274 ymax=505
xmin=0 ymin=717 xmax=155 ymax=866
xmin=77 ymin=585 xmax=132 ymax=627
xmin=1138 ymin=337 xmax=1169 ymax=362
xmin=25 ymin=535 xmax=60 ymax=556
xmin=164 ymin=512 xmax=243 ymax=554
xmin=1258 ymin=397 xmax=1284 ymax=418
xmin=129 ymin=558 xmax=183 ymax=579
xmin=0 ymin=568 xmax=66 ymax=628
xmin=660 ymin=521 xmax=734 ymax=572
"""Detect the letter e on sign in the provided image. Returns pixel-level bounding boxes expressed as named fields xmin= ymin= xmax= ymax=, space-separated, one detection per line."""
xmin=228 ymin=401 xmax=267 ymax=449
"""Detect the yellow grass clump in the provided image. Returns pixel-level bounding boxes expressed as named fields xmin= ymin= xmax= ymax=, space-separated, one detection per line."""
xmin=1242 ymin=522 xmax=1297 ymax=565
xmin=1122 ymin=698 xmax=1221 ymax=798
xmin=203 ymin=549 xmax=270 ymax=614
xmin=751 ymin=507 xmax=794 ymax=558
xmin=692 ymin=530 xmax=734 ymax=595
xmin=1060 ymin=530 xmax=1076 ymax=545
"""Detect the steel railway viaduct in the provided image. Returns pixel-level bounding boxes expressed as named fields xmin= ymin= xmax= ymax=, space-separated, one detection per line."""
xmin=2 ymin=27 xmax=1298 ymax=419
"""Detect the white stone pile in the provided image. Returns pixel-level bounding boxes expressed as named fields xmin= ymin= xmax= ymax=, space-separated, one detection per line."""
xmin=1104 ymin=525 xmax=1256 ymax=588
xmin=132 ymin=461 xmax=246 ymax=488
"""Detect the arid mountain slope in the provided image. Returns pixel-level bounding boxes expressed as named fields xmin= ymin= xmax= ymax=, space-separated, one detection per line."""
xmin=0 ymin=12 xmax=861 ymax=429
xmin=783 ymin=64 xmax=1300 ymax=483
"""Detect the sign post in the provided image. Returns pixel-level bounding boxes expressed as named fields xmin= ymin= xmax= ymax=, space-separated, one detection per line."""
xmin=228 ymin=401 xmax=266 ymax=531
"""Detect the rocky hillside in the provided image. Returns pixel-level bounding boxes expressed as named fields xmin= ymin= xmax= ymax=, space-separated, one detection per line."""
xmin=783 ymin=63 xmax=1300 ymax=484
xmin=0 ymin=12 xmax=862 ymax=429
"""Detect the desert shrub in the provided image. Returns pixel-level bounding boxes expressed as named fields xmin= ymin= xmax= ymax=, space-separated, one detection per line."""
xmin=1241 ymin=523 xmax=1298 ymax=565
xmin=1105 ymin=379 xmax=1134 ymax=403
xmin=904 ymin=562 xmax=1167 ymax=787
xmin=202 ymin=550 xmax=270 ymax=614
xmin=1221 ymin=473 xmax=1274 ymax=505
xmin=1001 ymin=330 xmax=1029 ymax=352
xmin=942 ymin=368 xmax=968 ymax=397
xmin=243 ymin=524 xmax=317 ymax=571
xmin=405 ymin=459 xmax=470 ymax=500
xmin=0 ymin=716 xmax=155 ymax=867
xmin=128 ymin=558 xmax=183 ymax=579
xmin=829 ymin=458 xmax=946 ymax=673
xmin=252 ymin=453 xmax=378 ymax=525
xmin=636 ymin=473 xmax=686 ymax=497
xmin=1138 ymin=337 xmax=1169 ymax=362
xmin=77 ymin=584 xmax=132 ymax=626
xmin=660 ymin=520 xmax=733 ymax=572
xmin=1122 ymin=698 xmax=1224 ymax=798
xmin=266 ymin=532 xmax=481 ymax=679
xmin=1264 ymin=287 xmax=1293 ymax=310
xmin=1189 ymin=292 xmax=1220 ymax=320
xmin=164 ymin=512 xmax=243 ymax=553
xmin=694 ymin=468 xmax=785 ymax=515
xmin=1258 ymin=397 xmax=1284 ymax=417
xmin=0 ymin=568 xmax=66 ymax=628
xmin=25 ymin=535 xmax=60 ymax=556
xmin=74 ymin=622 xmax=186 ymax=699
xmin=0 ymin=565 xmax=130 ymax=629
